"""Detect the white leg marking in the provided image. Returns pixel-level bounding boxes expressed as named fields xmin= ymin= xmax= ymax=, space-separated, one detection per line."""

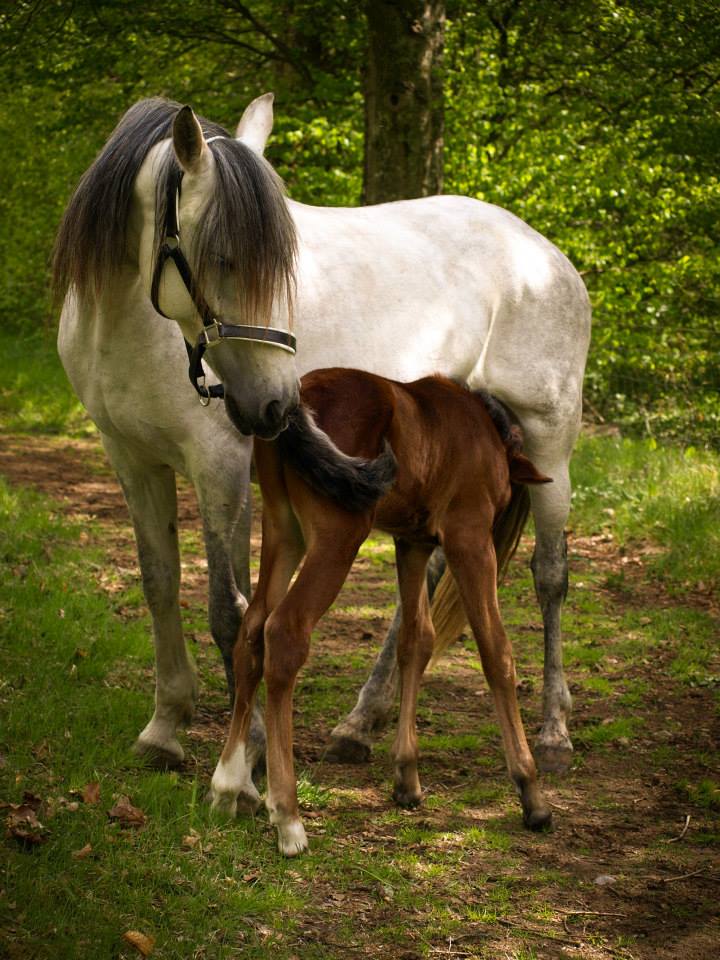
xmin=210 ymin=744 xmax=261 ymax=817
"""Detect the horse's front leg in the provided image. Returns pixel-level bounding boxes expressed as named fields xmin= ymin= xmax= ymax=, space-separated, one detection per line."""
xmin=191 ymin=443 xmax=266 ymax=767
xmin=327 ymin=548 xmax=445 ymax=762
xmin=102 ymin=435 xmax=197 ymax=768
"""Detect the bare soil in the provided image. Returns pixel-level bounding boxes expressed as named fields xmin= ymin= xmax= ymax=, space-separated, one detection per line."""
xmin=1 ymin=432 xmax=718 ymax=959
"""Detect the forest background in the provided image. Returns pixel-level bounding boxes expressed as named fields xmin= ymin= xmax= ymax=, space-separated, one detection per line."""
xmin=1 ymin=0 xmax=719 ymax=446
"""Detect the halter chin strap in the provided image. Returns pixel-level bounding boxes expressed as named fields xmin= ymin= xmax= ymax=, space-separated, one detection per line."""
xmin=150 ymin=161 xmax=297 ymax=405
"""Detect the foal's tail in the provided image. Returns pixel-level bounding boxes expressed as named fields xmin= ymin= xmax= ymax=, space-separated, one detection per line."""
xmin=428 ymin=484 xmax=532 ymax=666
xmin=429 ymin=392 xmax=551 ymax=666
xmin=276 ymin=402 xmax=397 ymax=511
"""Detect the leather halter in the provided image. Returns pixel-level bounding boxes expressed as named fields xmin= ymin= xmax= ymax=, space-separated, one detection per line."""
xmin=150 ymin=158 xmax=297 ymax=405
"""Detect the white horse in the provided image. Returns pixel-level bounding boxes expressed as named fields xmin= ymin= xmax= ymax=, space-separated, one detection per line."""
xmin=56 ymin=94 xmax=590 ymax=776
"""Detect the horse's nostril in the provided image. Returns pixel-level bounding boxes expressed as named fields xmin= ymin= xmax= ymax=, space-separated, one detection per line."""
xmin=262 ymin=399 xmax=283 ymax=425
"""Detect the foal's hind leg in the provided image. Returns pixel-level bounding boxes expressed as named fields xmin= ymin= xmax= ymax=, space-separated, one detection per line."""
xmin=102 ymin=435 xmax=197 ymax=768
xmin=391 ymin=540 xmax=435 ymax=808
xmin=327 ymin=548 xmax=445 ymax=762
xmin=444 ymin=528 xmax=551 ymax=830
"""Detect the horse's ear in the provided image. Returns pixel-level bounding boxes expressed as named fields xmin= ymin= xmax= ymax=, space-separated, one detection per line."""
xmin=509 ymin=453 xmax=553 ymax=485
xmin=173 ymin=106 xmax=210 ymax=175
xmin=236 ymin=92 xmax=274 ymax=154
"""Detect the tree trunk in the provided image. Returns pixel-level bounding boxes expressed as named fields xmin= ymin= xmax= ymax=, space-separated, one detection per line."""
xmin=363 ymin=0 xmax=445 ymax=204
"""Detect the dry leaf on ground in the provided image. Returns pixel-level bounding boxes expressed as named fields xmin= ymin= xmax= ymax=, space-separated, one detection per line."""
xmin=122 ymin=929 xmax=155 ymax=956
xmin=82 ymin=781 xmax=101 ymax=804
xmin=71 ymin=843 xmax=93 ymax=860
xmin=108 ymin=796 xmax=146 ymax=829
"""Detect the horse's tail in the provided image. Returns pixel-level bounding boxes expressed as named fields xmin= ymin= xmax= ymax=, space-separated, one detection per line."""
xmin=428 ymin=484 xmax=532 ymax=666
xmin=276 ymin=402 xmax=397 ymax=512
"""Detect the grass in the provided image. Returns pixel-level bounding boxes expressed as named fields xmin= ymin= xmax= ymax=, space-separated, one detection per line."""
xmin=571 ymin=432 xmax=720 ymax=592
xmin=2 ymin=333 xmax=720 ymax=958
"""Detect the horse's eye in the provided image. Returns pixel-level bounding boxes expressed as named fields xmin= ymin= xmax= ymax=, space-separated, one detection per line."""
xmin=211 ymin=253 xmax=234 ymax=270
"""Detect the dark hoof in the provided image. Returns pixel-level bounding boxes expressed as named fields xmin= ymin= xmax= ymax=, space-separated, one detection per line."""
xmin=534 ymin=740 xmax=573 ymax=775
xmin=523 ymin=806 xmax=553 ymax=831
xmin=393 ymin=789 xmax=422 ymax=810
xmin=133 ymin=742 xmax=184 ymax=771
xmin=325 ymin=736 xmax=372 ymax=764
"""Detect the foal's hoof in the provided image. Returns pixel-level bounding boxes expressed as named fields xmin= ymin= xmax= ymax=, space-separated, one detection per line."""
xmin=523 ymin=805 xmax=553 ymax=832
xmin=325 ymin=735 xmax=372 ymax=764
xmin=133 ymin=737 xmax=184 ymax=770
xmin=534 ymin=739 xmax=573 ymax=775
xmin=276 ymin=819 xmax=309 ymax=857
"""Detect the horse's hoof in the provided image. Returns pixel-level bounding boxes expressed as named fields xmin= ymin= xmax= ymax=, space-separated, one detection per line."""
xmin=534 ymin=739 xmax=573 ymax=775
xmin=133 ymin=737 xmax=184 ymax=770
xmin=276 ymin=819 xmax=308 ymax=857
xmin=392 ymin=788 xmax=422 ymax=810
xmin=325 ymin=735 xmax=372 ymax=764
xmin=523 ymin=805 xmax=553 ymax=832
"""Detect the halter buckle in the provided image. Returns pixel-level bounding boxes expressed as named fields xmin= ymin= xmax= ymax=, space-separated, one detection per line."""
xmin=202 ymin=319 xmax=223 ymax=346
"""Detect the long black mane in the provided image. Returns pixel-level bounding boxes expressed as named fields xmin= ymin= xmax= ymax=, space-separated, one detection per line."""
xmin=53 ymin=97 xmax=297 ymax=325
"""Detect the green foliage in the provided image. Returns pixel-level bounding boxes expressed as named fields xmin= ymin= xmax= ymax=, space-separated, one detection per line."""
xmin=1 ymin=0 xmax=718 ymax=442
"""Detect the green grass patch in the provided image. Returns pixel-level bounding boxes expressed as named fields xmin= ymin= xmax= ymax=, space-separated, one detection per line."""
xmin=0 ymin=330 xmax=93 ymax=435
xmin=571 ymin=434 xmax=720 ymax=592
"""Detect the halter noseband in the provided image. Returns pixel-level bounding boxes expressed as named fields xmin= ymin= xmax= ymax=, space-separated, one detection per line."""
xmin=150 ymin=149 xmax=296 ymax=405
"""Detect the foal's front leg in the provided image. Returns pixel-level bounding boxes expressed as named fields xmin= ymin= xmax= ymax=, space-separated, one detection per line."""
xmin=391 ymin=540 xmax=435 ymax=808
xmin=210 ymin=513 xmax=304 ymax=816
xmin=265 ymin=526 xmax=368 ymax=855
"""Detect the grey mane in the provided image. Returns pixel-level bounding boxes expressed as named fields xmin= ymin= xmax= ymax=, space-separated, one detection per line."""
xmin=53 ymin=97 xmax=297 ymax=326
xmin=155 ymin=137 xmax=297 ymax=325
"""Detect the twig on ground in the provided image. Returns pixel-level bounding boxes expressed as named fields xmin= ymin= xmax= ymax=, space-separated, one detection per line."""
xmin=663 ymin=814 xmax=691 ymax=843
xmin=660 ymin=867 xmax=705 ymax=884
xmin=556 ymin=909 xmax=627 ymax=918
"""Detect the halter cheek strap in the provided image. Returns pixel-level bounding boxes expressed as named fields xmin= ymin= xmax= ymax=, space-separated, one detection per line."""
xmin=150 ymin=161 xmax=297 ymax=405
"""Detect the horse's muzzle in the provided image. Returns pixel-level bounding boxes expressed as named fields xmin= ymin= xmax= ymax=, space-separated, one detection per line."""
xmin=224 ymin=391 xmax=297 ymax=440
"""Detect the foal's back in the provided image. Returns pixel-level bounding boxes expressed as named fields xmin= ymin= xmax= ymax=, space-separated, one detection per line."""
xmin=299 ymin=367 xmax=514 ymax=533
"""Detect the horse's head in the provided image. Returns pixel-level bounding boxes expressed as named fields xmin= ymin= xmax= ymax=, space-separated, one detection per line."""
xmin=135 ymin=94 xmax=299 ymax=439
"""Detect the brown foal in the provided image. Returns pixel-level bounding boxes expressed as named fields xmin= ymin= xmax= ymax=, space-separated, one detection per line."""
xmin=210 ymin=368 xmax=553 ymax=855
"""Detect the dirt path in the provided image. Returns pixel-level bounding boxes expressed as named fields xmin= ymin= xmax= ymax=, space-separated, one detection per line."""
xmin=1 ymin=432 xmax=719 ymax=960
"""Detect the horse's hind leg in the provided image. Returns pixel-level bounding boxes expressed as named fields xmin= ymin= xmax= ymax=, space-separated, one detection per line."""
xmin=102 ymin=435 xmax=196 ymax=769
xmin=391 ymin=539 xmax=435 ymax=808
xmin=524 ymin=448 xmax=575 ymax=774
xmin=444 ymin=527 xmax=551 ymax=830
xmin=327 ymin=548 xmax=445 ymax=762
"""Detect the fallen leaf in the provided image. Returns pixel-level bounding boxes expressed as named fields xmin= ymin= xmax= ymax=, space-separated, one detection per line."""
xmin=72 ymin=843 xmax=93 ymax=860
xmin=5 ymin=804 xmax=48 ymax=846
xmin=108 ymin=796 xmax=146 ymax=829
xmin=82 ymin=781 xmax=101 ymax=805
xmin=122 ymin=930 xmax=155 ymax=956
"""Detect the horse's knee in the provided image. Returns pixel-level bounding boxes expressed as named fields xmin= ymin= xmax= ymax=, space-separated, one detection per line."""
xmin=264 ymin=614 xmax=310 ymax=690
